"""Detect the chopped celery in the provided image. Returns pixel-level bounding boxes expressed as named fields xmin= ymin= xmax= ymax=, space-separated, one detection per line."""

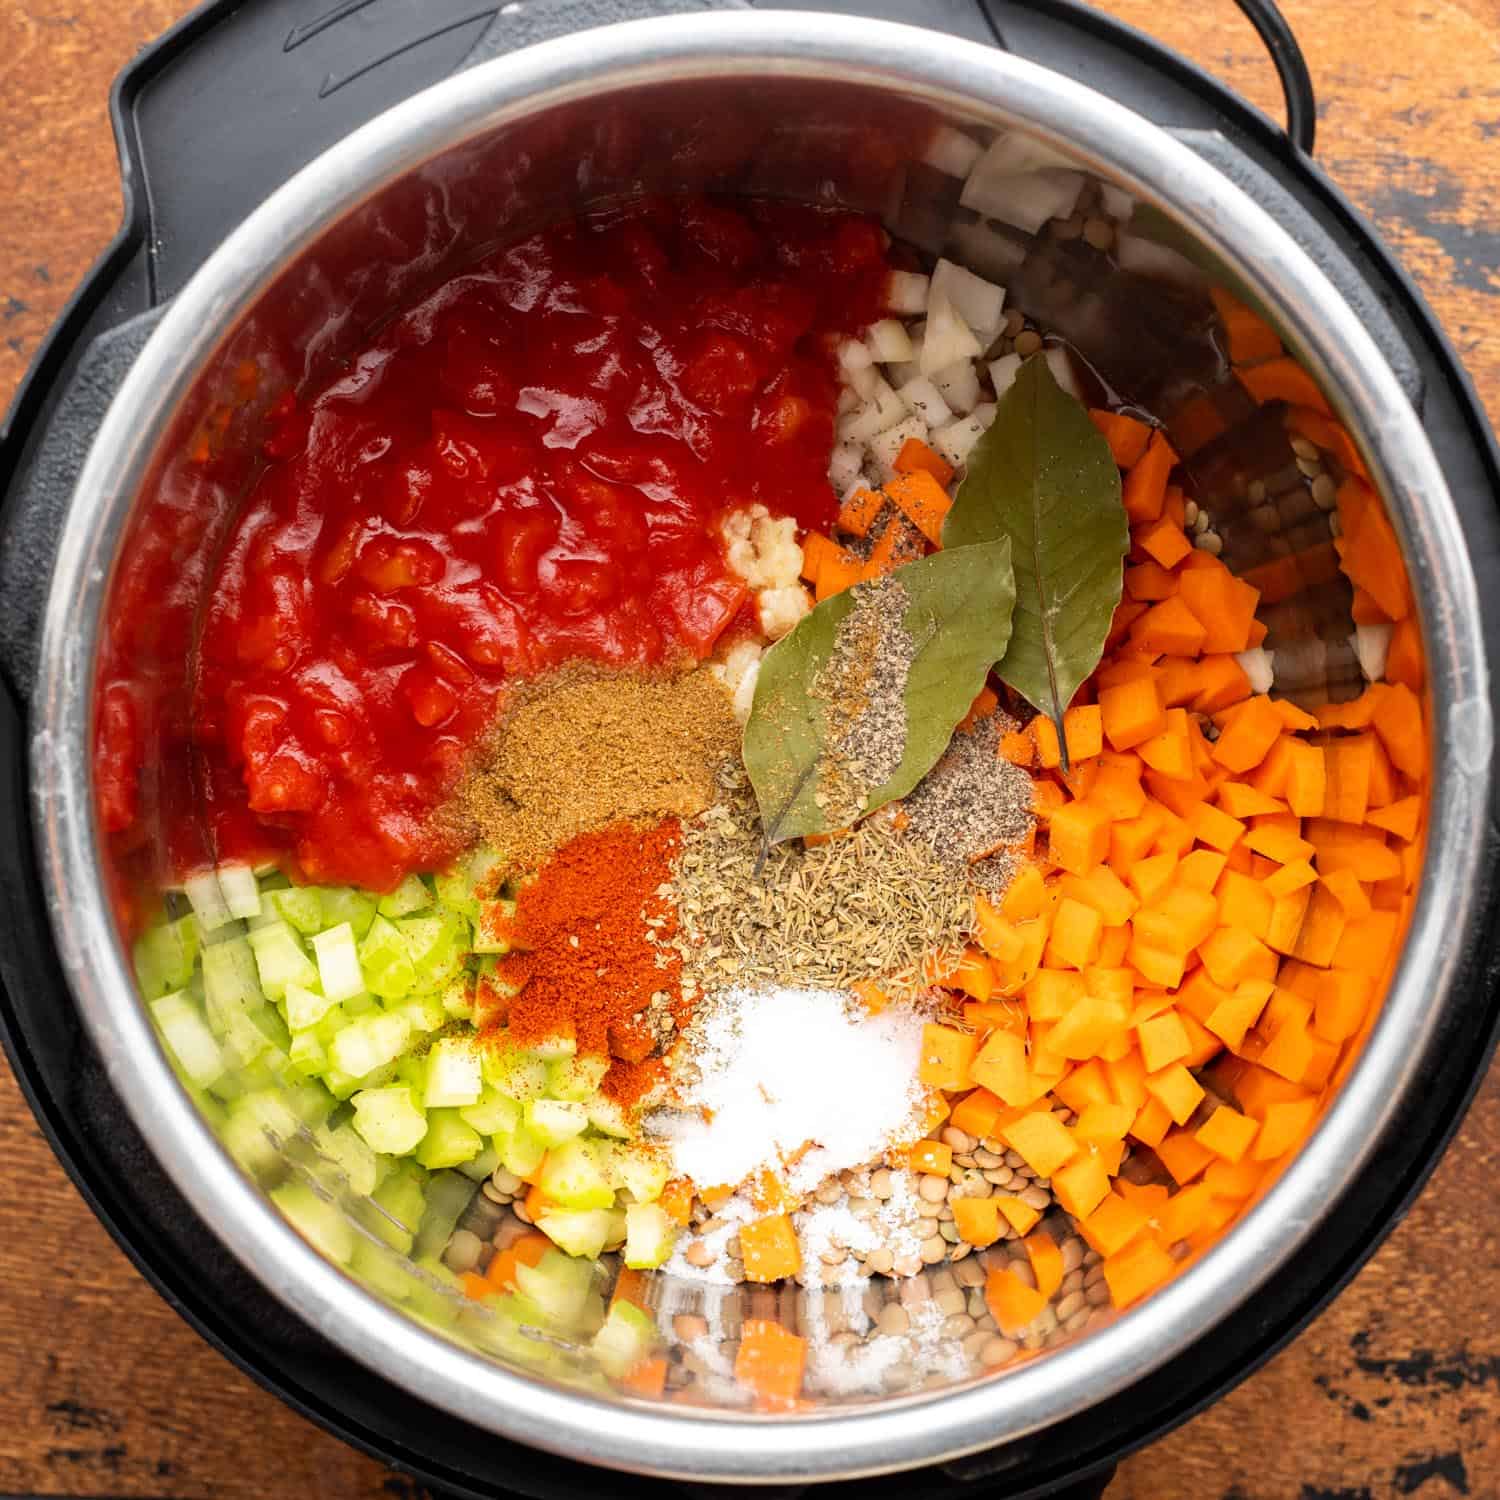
xmin=222 ymin=1089 xmax=301 ymax=1175
xmin=310 ymin=921 xmax=364 ymax=1002
xmin=483 ymin=1047 xmax=547 ymax=1101
xmin=616 ymin=1147 xmax=670 ymax=1205
xmin=151 ymin=991 xmax=224 ymax=1089
xmin=415 ymin=1108 xmax=482 ymax=1169
xmin=623 ymin=1203 xmax=676 ymax=1269
xmin=378 ymin=873 xmax=431 ymax=918
xmin=546 ymin=1053 xmax=609 ymax=1103
xmin=184 ymin=869 xmax=234 ymax=932
xmin=314 ymin=1120 xmax=380 ymax=1195
xmin=321 ymin=886 xmax=378 ymax=941
xmin=367 ymin=1166 xmax=427 ymax=1251
xmin=284 ymin=981 xmax=336 ymax=1034
xmin=539 ymin=1137 xmax=614 ymax=1210
xmin=413 ymin=1170 xmax=477 ymax=1260
xmin=459 ymin=1090 xmax=521 ymax=1137
xmin=266 ymin=884 xmax=323 ymax=934
xmin=246 ymin=920 xmax=319 ymax=1000
xmin=395 ymin=990 xmax=447 ymax=1036
xmin=472 ymin=897 xmax=518 ymax=955
xmin=358 ymin=915 xmax=417 ymax=999
xmin=288 ymin=1029 xmax=329 ymax=1078
xmin=134 ymin=915 xmax=201 ymax=1000
xmin=534 ymin=1207 xmax=615 ymax=1261
xmin=423 ymin=1036 xmax=483 ymax=1108
xmin=272 ymin=1181 xmax=354 ymax=1264
xmin=499 ymin=1122 xmax=547 ymax=1180
xmin=216 ymin=863 xmax=263 ymax=920
xmin=351 ymin=1236 xmax=414 ymax=1302
xmin=514 ymin=1248 xmax=598 ymax=1327
xmin=398 ymin=909 xmax=468 ymax=990
xmin=592 ymin=1298 xmax=660 ymax=1377
xmin=459 ymin=1143 xmax=501 ymax=1182
xmin=351 ymin=1084 xmax=428 ymax=1155
xmin=328 ymin=1010 xmax=411 ymax=1081
xmin=527 ymin=1026 xmax=577 ymax=1063
xmin=202 ymin=936 xmax=263 ymax=1021
xmin=585 ymin=1096 xmax=634 ymax=1140
xmin=440 ymin=977 xmax=475 ymax=1022
xmin=525 ymin=1098 xmax=588 ymax=1147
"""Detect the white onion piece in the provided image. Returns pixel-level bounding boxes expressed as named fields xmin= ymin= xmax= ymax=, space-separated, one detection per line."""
xmin=838 ymin=337 xmax=873 ymax=372
xmin=923 ymin=126 xmax=985 ymax=178
xmin=932 ymin=403 xmax=996 ymax=468
xmin=1235 ymin=647 xmax=1276 ymax=696
xmin=867 ymin=415 xmax=930 ymax=482
xmin=827 ymin=441 xmax=864 ymax=491
xmin=866 ymin=318 xmax=914 ymax=363
xmin=1045 ymin=345 xmax=1084 ymax=401
xmin=967 ymin=132 xmax=1080 ymax=179
xmin=896 ymin=376 xmax=954 ymax=429
xmin=1099 ymin=182 xmax=1136 ymax=223
xmin=1353 ymin=623 xmax=1393 ymax=682
xmin=883 ymin=269 xmax=931 ymax=316
xmin=847 ymin=361 xmax=880 ymax=400
xmin=1115 ymin=234 xmax=1204 ymax=284
xmin=961 ymin=168 xmax=1084 ymax=234
xmin=932 ymin=359 xmax=981 ymax=415
xmin=836 ymin=384 xmax=858 ymax=415
xmin=838 ymin=379 xmax=908 ymax=443
xmin=920 ymin=292 xmax=982 ymax=376
xmin=930 ymin=258 xmax=1006 ymax=344
xmin=946 ymin=218 xmax=1028 ymax=284
xmin=989 ymin=353 xmax=1022 ymax=400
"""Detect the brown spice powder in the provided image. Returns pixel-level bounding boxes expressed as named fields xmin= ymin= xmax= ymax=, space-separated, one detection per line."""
xmin=446 ymin=664 xmax=738 ymax=871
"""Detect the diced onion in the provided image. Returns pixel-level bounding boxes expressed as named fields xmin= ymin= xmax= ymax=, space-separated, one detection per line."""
xmin=931 ymin=403 xmax=996 ymax=468
xmin=847 ymin=361 xmax=880 ymax=400
xmin=989 ymin=352 xmax=1022 ymax=400
xmin=827 ymin=441 xmax=864 ymax=491
xmin=883 ymin=270 xmax=930 ymax=316
xmin=838 ymin=337 xmax=873 ymax=372
xmin=930 ymin=258 xmax=1006 ymax=344
xmin=961 ymin=168 xmax=1084 ymax=234
xmin=896 ymin=376 xmax=954 ymax=429
xmin=866 ymin=318 xmax=915 ymax=363
xmin=1353 ymin=623 xmax=1393 ymax=682
xmin=1045 ymin=345 xmax=1084 ymax=400
xmin=922 ymin=125 xmax=985 ymax=178
xmin=1235 ymin=647 xmax=1276 ymax=696
xmin=867 ymin=414 xmax=930 ymax=482
xmin=1099 ymin=182 xmax=1136 ymax=222
xmin=920 ymin=291 xmax=982 ymax=376
xmin=932 ymin=359 xmax=981 ymax=415
xmin=966 ymin=132 xmax=1080 ymax=180
xmin=946 ymin=217 xmax=1029 ymax=283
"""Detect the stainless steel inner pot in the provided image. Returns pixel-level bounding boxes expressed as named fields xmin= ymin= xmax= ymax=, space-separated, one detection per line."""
xmin=30 ymin=10 xmax=1492 ymax=1484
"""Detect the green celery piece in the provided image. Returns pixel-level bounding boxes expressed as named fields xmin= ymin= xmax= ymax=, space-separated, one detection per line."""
xmin=378 ymin=873 xmax=432 ymax=919
xmin=440 ymin=977 xmax=475 ymax=1022
xmin=366 ymin=1166 xmax=427 ymax=1252
xmin=288 ymin=1028 xmax=329 ymax=1079
xmin=500 ymin=1122 xmax=547 ymax=1180
xmin=221 ymin=1088 xmax=301 ymax=1176
xmin=471 ymin=898 xmax=518 ymax=956
xmin=398 ymin=909 xmax=468 ymax=990
xmin=527 ymin=1029 xmax=577 ymax=1063
xmin=284 ymin=981 xmax=337 ymax=1034
xmin=423 ymin=1036 xmax=483 ymax=1109
xmin=310 ymin=921 xmax=365 ymax=1003
xmin=623 ymin=1203 xmax=677 ymax=1270
xmin=514 ymin=1248 xmax=599 ymax=1326
xmin=534 ymin=1208 xmax=616 ymax=1264
xmin=350 ymin=1236 xmax=415 ymax=1302
xmin=458 ymin=1143 xmax=501 ymax=1183
xmin=201 ymin=935 xmax=263 ymax=1023
xmin=585 ymin=1096 xmax=634 ymax=1140
xmin=396 ymin=991 xmax=448 ymax=1036
xmin=591 ymin=1297 xmax=660 ymax=1376
xmin=150 ymin=991 xmax=224 ymax=1089
xmin=328 ymin=1010 xmax=411 ymax=1081
xmin=320 ymin=887 xmax=378 ymax=941
xmin=215 ymin=863 xmax=263 ymax=920
xmin=415 ymin=1108 xmax=483 ymax=1170
xmin=267 ymin=885 xmax=324 ymax=935
xmin=546 ymin=1053 xmax=609 ymax=1103
xmin=413 ymin=1171 xmax=478 ymax=1260
xmin=525 ymin=1098 xmax=589 ymax=1147
xmin=350 ymin=1084 xmax=428 ymax=1156
xmin=134 ymin=914 xmax=201 ymax=1000
xmin=314 ymin=1119 xmax=380 ymax=1196
xmin=483 ymin=1047 xmax=548 ymax=1101
xmin=459 ymin=1090 xmax=521 ymax=1137
xmin=246 ymin=920 xmax=319 ymax=1000
xmin=272 ymin=1181 xmax=354 ymax=1264
xmin=358 ymin=915 xmax=417 ymax=1000
xmin=616 ymin=1147 xmax=670 ymax=1205
xmin=540 ymin=1137 xmax=615 ymax=1210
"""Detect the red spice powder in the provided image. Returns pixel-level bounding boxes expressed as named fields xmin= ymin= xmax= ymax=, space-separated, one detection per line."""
xmin=490 ymin=821 xmax=685 ymax=1106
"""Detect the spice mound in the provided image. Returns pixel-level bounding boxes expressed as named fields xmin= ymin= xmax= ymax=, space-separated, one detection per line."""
xmin=450 ymin=665 xmax=739 ymax=872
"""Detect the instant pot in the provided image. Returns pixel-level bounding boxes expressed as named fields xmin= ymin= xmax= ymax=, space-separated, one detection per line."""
xmin=3 ymin=2 xmax=1500 ymax=1496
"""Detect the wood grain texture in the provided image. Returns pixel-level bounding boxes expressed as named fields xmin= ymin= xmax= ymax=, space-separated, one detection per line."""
xmin=1 ymin=2 xmax=1497 ymax=1496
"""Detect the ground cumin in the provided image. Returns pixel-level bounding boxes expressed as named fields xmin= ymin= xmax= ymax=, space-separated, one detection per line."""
xmin=447 ymin=664 xmax=738 ymax=872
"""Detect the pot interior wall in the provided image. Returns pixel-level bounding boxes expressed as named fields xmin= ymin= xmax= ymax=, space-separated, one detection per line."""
xmin=94 ymin=70 xmax=1402 ymax=1422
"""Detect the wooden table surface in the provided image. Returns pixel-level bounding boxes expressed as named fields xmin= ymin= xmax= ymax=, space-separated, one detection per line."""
xmin=3 ymin=2 xmax=1499 ymax=1496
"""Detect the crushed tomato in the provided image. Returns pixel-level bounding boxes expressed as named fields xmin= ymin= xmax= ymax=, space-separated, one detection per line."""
xmin=152 ymin=195 xmax=891 ymax=889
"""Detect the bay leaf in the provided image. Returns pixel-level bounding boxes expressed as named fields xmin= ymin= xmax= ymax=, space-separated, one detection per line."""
xmin=744 ymin=538 xmax=1015 ymax=847
xmin=942 ymin=351 xmax=1126 ymax=769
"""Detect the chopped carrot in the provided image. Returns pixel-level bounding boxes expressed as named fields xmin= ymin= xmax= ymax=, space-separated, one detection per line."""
xmin=1137 ymin=515 xmax=1193 ymax=568
xmin=996 ymin=1194 xmax=1043 ymax=1237
xmin=1236 ymin=356 xmax=1333 ymax=415
xmin=1025 ymin=1231 xmax=1065 ymax=1300
xmin=950 ymin=1087 xmax=1007 ymax=1141
xmin=1122 ymin=429 xmax=1178 ymax=523
xmin=884 ymin=468 xmax=952 ymax=547
xmin=1210 ymin=285 xmax=1284 ymax=364
xmin=1091 ymin=408 xmax=1155 ymax=469
xmin=985 ymin=1266 xmax=1049 ymax=1334
xmin=952 ymin=1195 xmax=1003 ymax=1247
xmin=1212 ymin=697 xmax=1284 ymax=773
xmin=893 ymin=435 xmax=956 ymax=487
xmin=1385 ymin=615 xmax=1423 ymax=691
xmin=739 ymin=1214 xmax=802 ymax=1282
xmin=999 ymin=728 xmax=1035 ymax=766
xmin=836 ymin=486 xmax=883 ymax=539
xmin=1195 ymin=1105 xmax=1259 ymax=1163
xmin=799 ymin=530 xmax=842 ymax=586
xmin=908 ymin=1139 xmax=954 ymax=1176
xmin=1102 ymin=1233 xmax=1177 ymax=1308
xmin=1177 ymin=564 xmax=1260 ymax=654
xmin=735 ymin=1320 xmax=805 ymax=1404
xmin=918 ymin=1023 xmax=978 ymax=1091
xmin=622 ymin=1357 xmax=668 ymax=1398
xmin=1048 ymin=801 xmax=1112 ymax=876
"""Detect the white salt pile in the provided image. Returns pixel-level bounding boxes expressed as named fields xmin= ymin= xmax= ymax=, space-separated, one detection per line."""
xmin=648 ymin=985 xmax=928 ymax=1196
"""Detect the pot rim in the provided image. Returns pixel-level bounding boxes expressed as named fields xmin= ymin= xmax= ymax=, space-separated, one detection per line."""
xmin=30 ymin=10 xmax=1492 ymax=1482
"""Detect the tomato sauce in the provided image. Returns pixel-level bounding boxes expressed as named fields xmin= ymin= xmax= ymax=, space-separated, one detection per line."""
xmin=180 ymin=196 xmax=891 ymax=889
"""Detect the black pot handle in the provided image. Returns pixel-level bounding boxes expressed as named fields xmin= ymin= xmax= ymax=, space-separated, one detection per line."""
xmin=1224 ymin=0 xmax=1317 ymax=154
